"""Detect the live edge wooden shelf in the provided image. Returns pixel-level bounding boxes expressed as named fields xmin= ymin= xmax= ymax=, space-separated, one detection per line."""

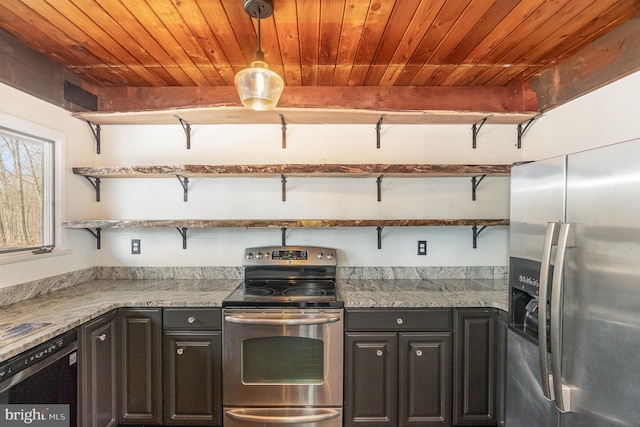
xmin=61 ymin=219 xmax=509 ymax=250
xmin=65 ymin=163 xmax=510 ymax=250
xmin=71 ymin=163 xmax=512 ymax=203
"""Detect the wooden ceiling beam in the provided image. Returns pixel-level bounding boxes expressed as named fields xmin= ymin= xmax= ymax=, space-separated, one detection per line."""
xmin=95 ymin=84 xmax=538 ymax=114
xmin=530 ymin=13 xmax=640 ymax=112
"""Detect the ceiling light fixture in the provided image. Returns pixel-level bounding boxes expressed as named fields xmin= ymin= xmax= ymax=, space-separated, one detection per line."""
xmin=234 ymin=0 xmax=284 ymax=111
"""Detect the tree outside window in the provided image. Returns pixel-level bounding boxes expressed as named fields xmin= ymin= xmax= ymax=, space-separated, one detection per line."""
xmin=0 ymin=127 xmax=54 ymax=254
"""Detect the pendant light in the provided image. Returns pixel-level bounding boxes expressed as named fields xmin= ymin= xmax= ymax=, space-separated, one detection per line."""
xmin=234 ymin=0 xmax=284 ymax=111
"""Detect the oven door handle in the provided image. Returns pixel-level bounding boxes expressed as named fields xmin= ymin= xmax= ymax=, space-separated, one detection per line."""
xmin=225 ymin=314 xmax=340 ymax=326
xmin=225 ymin=408 xmax=340 ymax=424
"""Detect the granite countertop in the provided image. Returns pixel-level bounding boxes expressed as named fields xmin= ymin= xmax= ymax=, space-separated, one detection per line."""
xmin=0 ymin=278 xmax=507 ymax=362
xmin=341 ymin=278 xmax=508 ymax=310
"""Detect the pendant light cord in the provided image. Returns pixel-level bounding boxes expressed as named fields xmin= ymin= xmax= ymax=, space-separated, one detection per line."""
xmin=256 ymin=7 xmax=262 ymax=54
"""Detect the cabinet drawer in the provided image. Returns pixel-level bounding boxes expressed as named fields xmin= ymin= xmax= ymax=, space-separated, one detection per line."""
xmin=163 ymin=308 xmax=221 ymax=330
xmin=346 ymin=308 xmax=452 ymax=331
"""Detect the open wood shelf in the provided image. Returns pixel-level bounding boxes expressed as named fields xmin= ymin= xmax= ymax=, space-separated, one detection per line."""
xmin=72 ymin=163 xmax=511 ymax=203
xmin=73 ymin=107 xmax=538 ymax=126
xmin=72 ymin=164 xmax=512 ymax=178
xmin=62 ymin=218 xmax=509 ymax=250
xmin=62 ymin=218 xmax=509 ymax=229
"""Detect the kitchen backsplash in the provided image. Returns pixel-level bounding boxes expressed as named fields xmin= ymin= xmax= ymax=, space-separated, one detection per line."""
xmin=0 ymin=265 xmax=507 ymax=308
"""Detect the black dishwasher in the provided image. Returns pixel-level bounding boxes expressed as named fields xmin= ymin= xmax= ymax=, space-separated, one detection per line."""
xmin=0 ymin=330 xmax=77 ymax=424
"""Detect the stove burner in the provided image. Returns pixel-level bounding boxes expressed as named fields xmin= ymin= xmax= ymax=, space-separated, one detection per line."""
xmin=283 ymin=285 xmax=328 ymax=298
xmin=243 ymin=287 xmax=276 ymax=297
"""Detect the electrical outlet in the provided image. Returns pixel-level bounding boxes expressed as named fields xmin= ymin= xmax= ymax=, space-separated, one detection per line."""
xmin=131 ymin=239 xmax=141 ymax=254
xmin=417 ymin=240 xmax=427 ymax=255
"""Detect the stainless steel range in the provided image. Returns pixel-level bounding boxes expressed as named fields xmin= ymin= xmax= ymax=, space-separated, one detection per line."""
xmin=222 ymin=246 xmax=344 ymax=427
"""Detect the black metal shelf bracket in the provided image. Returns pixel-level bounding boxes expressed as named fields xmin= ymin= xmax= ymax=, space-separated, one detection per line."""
xmin=86 ymin=121 xmax=101 ymax=154
xmin=471 ymin=175 xmax=486 ymax=201
xmin=176 ymin=227 xmax=188 ymax=249
xmin=281 ymin=227 xmax=287 ymax=246
xmin=376 ymin=175 xmax=384 ymax=202
xmin=472 ymin=115 xmax=493 ymax=149
xmin=174 ymin=116 xmax=191 ymax=149
xmin=84 ymin=227 xmax=102 ymax=249
xmin=176 ymin=175 xmax=189 ymax=202
xmin=83 ymin=176 xmax=101 ymax=202
xmin=279 ymin=114 xmax=287 ymax=149
xmin=472 ymin=225 xmax=488 ymax=249
xmin=281 ymin=174 xmax=287 ymax=202
xmin=517 ymin=115 xmax=540 ymax=149
xmin=377 ymin=226 xmax=384 ymax=249
xmin=376 ymin=115 xmax=386 ymax=149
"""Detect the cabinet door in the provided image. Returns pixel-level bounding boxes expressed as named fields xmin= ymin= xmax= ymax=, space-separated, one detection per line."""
xmin=163 ymin=331 xmax=222 ymax=426
xmin=119 ymin=308 xmax=163 ymax=425
xmin=80 ymin=311 xmax=117 ymax=427
xmin=453 ymin=309 xmax=498 ymax=426
xmin=399 ymin=332 xmax=452 ymax=427
xmin=344 ymin=333 xmax=397 ymax=427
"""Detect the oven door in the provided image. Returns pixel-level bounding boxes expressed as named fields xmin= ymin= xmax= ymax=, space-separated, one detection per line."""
xmin=222 ymin=309 xmax=343 ymax=407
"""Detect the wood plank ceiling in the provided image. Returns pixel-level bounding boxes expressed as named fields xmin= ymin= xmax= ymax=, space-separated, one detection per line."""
xmin=1 ymin=0 xmax=639 ymax=119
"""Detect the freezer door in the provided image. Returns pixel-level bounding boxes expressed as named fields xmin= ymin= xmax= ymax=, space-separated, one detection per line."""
xmin=560 ymin=138 xmax=640 ymax=426
xmin=509 ymin=156 xmax=566 ymax=262
xmin=504 ymin=330 xmax=560 ymax=427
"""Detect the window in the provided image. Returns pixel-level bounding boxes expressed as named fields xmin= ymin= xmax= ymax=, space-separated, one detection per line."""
xmin=0 ymin=126 xmax=54 ymax=254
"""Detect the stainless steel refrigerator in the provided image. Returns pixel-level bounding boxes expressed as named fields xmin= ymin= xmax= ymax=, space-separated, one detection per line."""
xmin=505 ymin=138 xmax=640 ymax=427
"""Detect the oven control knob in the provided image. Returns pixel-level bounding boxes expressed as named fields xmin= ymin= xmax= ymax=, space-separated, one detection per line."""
xmin=257 ymin=252 xmax=264 ymax=259
xmin=326 ymin=252 xmax=334 ymax=260
xmin=246 ymin=252 xmax=254 ymax=259
xmin=316 ymin=252 xmax=324 ymax=259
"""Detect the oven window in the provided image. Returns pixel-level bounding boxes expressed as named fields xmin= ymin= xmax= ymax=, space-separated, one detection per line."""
xmin=242 ymin=336 xmax=324 ymax=384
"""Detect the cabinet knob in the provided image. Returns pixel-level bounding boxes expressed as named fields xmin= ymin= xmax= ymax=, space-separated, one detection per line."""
xmin=416 ymin=349 xmax=423 ymax=357
xmin=97 ymin=334 xmax=107 ymax=341
xmin=177 ymin=348 xmax=184 ymax=355
xmin=376 ymin=349 xmax=383 ymax=357
xmin=187 ymin=316 xmax=196 ymax=324
xmin=396 ymin=317 xmax=403 ymax=325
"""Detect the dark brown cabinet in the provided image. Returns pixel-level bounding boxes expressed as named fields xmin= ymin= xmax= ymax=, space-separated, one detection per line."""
xmin=453 ymin=308 xmax=499 ymax=426
xmin=118 ymin=308 xmax=163 ymax=425
xmin=345 ymin=332 xmax=397 ymax=426
xmin=400 ymin=333 xmax=452 ymax=426
xmin=79 ymin=311 xmax=118 ymax=427
xmin=345 ymin=309 xmax=453 ymax=427
xmin=163 ymin=308 xmax=222 ymax=426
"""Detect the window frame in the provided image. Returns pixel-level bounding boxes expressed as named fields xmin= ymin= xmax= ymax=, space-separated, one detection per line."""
xmin=0 ymin=125 xmax=56 ymax=255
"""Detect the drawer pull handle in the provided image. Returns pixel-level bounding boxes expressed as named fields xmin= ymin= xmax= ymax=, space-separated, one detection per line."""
xmin=177 ymin=348 xmax=184 ymax=355
xmin=416 ymin=349 xmax=423 ymax=357
xmin=396 ymin=318 xmax=403 ymax=325
xmin=188 ymin=316 xmax=196 ymax=323
xmin=97 ymin=334 xmax=107 ymax=341
xmin=376 ymin=349 xmax=383 ymax=357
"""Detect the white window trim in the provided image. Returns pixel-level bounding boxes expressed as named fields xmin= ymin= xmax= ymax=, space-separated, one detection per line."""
xmin=0 ymin=111 xmax=68 ymax=263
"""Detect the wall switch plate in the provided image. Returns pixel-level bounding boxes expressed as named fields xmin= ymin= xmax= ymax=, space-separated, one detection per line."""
xmin=417 ymin=240 xmax=427 ymax=255
xmin=131 ymin=239 xmax=141 ymax=254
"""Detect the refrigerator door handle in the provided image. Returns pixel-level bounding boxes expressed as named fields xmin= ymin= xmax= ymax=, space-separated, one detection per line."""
xmin=550 ymin=222 xmax=574 ymax=412
xmin=538 ymin=221 xmax=559 ymax=401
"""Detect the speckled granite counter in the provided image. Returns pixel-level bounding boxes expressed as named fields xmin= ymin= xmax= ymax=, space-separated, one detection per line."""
xmin=0 ymin=277 xmax=507 ymax=363
xmin=341 ymin=279 xmax=508 ymax=310
xmin=0 ymin=279 xmax=240 ymax=362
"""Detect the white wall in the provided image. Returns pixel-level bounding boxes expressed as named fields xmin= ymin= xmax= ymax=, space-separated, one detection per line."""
xmin=525 ymin=70 xmax=640 ymax=159
xmin=0 ymin=83 xmax=96 ymax=287
xmin=82 ymin=120 xmax=520 ymax=267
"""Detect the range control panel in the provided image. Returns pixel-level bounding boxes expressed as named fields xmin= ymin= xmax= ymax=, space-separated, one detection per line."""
xmin=243 ymin=246 xmax=337 ymax=266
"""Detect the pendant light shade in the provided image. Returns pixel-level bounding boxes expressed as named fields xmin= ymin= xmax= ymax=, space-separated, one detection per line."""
xmin=235 ymin=0 xmax=284 ymax=111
